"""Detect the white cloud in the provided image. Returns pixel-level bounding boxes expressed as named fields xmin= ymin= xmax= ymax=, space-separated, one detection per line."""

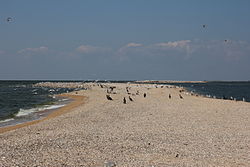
xmin=115 ymin=39 xmax=250 ymax=61
xmin=154 ymin=40 xmax=191 ymax=48
xmin=117 ymin=42 xmax=143 ymax=55
xmin=76 ymin=45 xmax=111 ymax=55
xmin=126 ymin=43 xmax=143 ymax=47
xmin=76 ymin=45 xmax=97 ymax=53
xmin=18 ymin=46 xmax=48 ymax=54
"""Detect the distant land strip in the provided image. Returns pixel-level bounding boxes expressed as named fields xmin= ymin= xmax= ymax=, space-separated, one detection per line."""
xmin=135 ymin=80 xmax=207 ymax=84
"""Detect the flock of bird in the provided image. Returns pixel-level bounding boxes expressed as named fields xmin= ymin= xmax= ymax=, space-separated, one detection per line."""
xmin=101 ymin=84 xmax=185 ymax=104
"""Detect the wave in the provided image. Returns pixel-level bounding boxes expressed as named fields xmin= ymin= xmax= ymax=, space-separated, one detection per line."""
xmin=0 ymin=118 xmax=15 ymax=123
xmin=16 ymin=104 xmax=65 ymax=117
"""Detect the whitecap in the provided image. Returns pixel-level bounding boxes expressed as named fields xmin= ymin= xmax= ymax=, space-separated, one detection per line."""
xmin=0 ymin=118 xmax=15 ymax=123
xmin=16 ymin=104 xmax=65 ymax=117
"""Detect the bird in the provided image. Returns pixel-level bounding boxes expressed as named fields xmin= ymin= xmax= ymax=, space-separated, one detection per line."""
xmin=106 ymin=95 xmax=113 ymax=100
xmin=202 ymin=24 xmax=206 ymax=28
xmin=179 ymin=94 xmax=183 ymax=99
xmin=169 ymin=94 xmax=171 ymax=99
xmin=123 ymin=97 xmax=126 ymax=104
xmin=144 ymin=93 xmax=146 ymax=98
xmin=224 ymin=39 xmax=228 ymax=42
xmin=129 ymin=96 xmax=133 ymax=101
xmin=6 ymin=17 xmax=12 ymax=22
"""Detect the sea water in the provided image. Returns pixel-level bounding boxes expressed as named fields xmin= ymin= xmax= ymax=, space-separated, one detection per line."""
xmin=166 ymin=81 xmax=250 ymax=102
xmin=0 ymin=81 xmax=77 ymax=127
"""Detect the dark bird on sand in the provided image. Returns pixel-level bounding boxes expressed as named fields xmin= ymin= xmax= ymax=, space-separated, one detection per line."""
xmin=123 ymin=97 xmax=126 ymax=104
xmin=129 ymin=96 xmax=133 ymax=101
xmin=169 ymin=94 xmax=171 ymax=99
xmin=144 ymin=93 xmax=146 ymax=98
xmin=106 ymin=95 xmax=113 ymax=100
xmin=179 ymin=94 xmax=183 ymax=99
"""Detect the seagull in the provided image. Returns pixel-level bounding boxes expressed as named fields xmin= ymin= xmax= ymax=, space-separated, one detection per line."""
xmin=106 ymin=95 xmax=113 ymax=100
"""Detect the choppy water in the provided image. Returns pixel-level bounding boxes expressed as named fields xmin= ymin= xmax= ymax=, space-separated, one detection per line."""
xmin=0 ymin=81 xmax=77 ymax=126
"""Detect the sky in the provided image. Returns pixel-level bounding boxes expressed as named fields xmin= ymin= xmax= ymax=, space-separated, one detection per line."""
xmin=0 ymin=0 xmax=250 ymax=80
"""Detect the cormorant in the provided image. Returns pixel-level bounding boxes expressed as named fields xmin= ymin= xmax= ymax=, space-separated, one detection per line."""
xmin=106 ymin=95 xmax=113 ymax=100
xmin=123 ymin=97 xmax=126 ymax=104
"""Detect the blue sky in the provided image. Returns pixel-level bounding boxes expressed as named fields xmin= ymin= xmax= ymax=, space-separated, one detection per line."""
xmin=1 ymin=0 xmax=250 ymax=80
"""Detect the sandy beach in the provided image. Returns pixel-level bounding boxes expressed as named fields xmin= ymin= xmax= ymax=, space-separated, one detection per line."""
xmin=0 ymin=82 xmax=250 ymax=167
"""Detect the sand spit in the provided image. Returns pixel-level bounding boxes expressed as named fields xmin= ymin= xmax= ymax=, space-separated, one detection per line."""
xmin=1 ymin=82 xmax=250 ymax=166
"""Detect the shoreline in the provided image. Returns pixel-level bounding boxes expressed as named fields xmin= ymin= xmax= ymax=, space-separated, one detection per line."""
xmin=1 ymin=82 xmax=250 ymax=166
xmin=0 ymin=94 xmax=85 ymax=134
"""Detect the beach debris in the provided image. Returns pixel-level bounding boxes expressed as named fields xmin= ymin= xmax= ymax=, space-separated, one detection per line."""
xmin=104 ymin=161 xmax=116 ymax=167
xmin=129 ymin=96 xmax=133 ymax=102
xmin=175 ymin=153 xmax=179 ymax=158
xmin=169 ymin=94 xmax=171 ymax=99
xmin=179 ymin=94 xmax=183 ymax=99
xmin=144 ymin=93 xmax=147 ymax=98
xmin=136 ymin=90 xmax=139 ymax=95
xmin=106 ymin=95 xmax=113 ymax=100
xmin=123 ymin=97 xmax=126 ymax=104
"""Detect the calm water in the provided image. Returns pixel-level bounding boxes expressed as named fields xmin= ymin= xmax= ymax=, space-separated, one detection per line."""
xmin=166 ymin=81 xmax=250 ymax=102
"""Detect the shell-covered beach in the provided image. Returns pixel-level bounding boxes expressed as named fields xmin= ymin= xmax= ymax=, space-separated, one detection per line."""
xmin=1 ymin=82 xmax=250 ymax=166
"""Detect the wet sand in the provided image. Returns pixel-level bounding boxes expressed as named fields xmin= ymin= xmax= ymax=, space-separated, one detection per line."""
xmin=0 ymin=82 xmax=250 ymax=166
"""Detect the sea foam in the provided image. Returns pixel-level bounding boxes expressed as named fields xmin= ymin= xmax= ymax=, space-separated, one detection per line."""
xmin=16 ymin=104 xmax=65 ymax=117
